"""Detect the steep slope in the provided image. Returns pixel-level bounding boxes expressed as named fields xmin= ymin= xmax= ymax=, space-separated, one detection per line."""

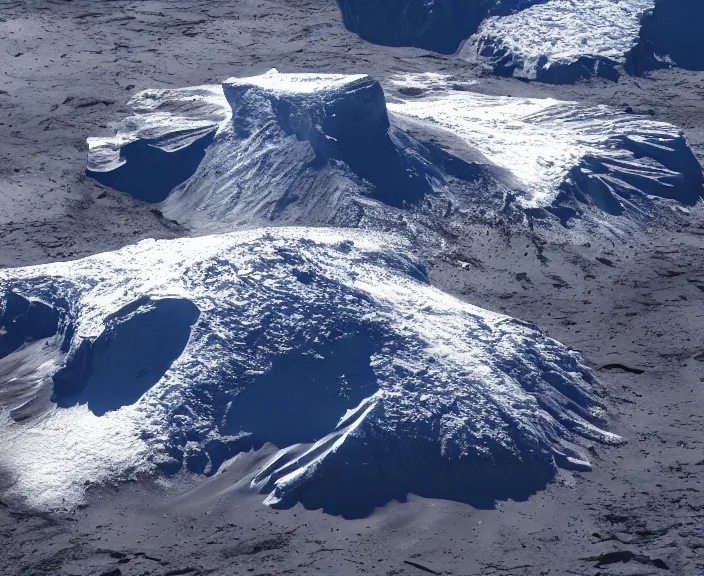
xmin=336 ymin=0 xmax=664 ymax=84
xmin=626 ymin=0 xmax=704 ymax=74
xmin=88 ymin=71 xmax=450 ymax=230
xmin=0 ymin=228 xmax=620 ymax=516
xmin=336 ymin=0 xmax=490 ymax=54
xmin=162 ymin=71 xmax=435 ymax=226
xmin=388 ymin=76 xmax=704 ymax=218
xmin=88 ymin=71 xmax=703 ymax=228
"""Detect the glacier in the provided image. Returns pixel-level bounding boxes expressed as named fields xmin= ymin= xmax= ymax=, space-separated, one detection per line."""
xmin=387 ymin=75 xmax=703 ymax=214
xmin=87 ymin=70 xmax=703 ymax=224
xmin=334 ymin=0 xmax=570 ymax=55
xmin=462 ymin=0 xmax=654 ymax=83
xmin=0 ymin=228 xmax=622 ymax=515
xmin=336 ymin=0 xmax=700 ymax=83
xmin=16 ymin=70 xmax=698 ymax=516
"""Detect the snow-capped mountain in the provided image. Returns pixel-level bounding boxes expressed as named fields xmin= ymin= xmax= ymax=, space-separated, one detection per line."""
xmin=0 ymin=228 xmax=621 ymax=514
xmin=88 ymin=71 xmax=440 ymax=230
xmin=162 ymin=71 xmax=435 ymax=226
xmin=12 ymin=70 xmax=698 ymax=516
xmin=88 ymin=71 xmax=703 ymax=228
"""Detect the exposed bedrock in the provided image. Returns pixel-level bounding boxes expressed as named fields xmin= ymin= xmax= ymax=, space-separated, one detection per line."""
xmin=626 ymin=0 xmax=704 ymax=74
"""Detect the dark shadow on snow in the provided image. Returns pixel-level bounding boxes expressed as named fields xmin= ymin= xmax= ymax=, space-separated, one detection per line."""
xmin=542 ymin=133 xmax=704 ymax=225
xmin=87 ymin=128 xmax=216 ymax=203
xmin=266 ymin=432 xmax=557 ymax=519
xmin=257 ymin=77 xmax=433 ymax=208
xmin=484 ymin=43 xmax=621 ymax=84
xmin=52 ymin=297 xmax=199 ymax=416
xmin=626 ymin=0 xmax=704 ymax=75
xmin=336 ymin=0 xmax=548 ymax=55
xmin=223 ymin=329 xmax=380 ymax=448
xmin=0 ymin=292 xmax=63 ymax=360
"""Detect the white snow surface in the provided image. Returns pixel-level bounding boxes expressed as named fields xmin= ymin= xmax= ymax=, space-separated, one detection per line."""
xmin=463 ymin=0 xmax=654 ymax=80
xmin=224 ymin=68 xmax=369 ymax=95
xmin=87 ymin=84 xmax=230 ymax=172
xmin=86 ymin=71 xmax=701 ymax=219
xmin=0 ymin=228 xmax=620 ymax=511
xmin=388 ymin=79 xmax=696 ymax=207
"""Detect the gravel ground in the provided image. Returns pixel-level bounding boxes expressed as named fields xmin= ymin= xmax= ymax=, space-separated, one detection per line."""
xmin=1 ymin=1 xmax=703 ymax=575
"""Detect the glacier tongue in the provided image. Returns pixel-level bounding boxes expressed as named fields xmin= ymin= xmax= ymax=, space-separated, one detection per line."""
xmin=0 ymin=228 xmax=621 ymax=514
xmin=388 ymin=78 xmax=704 ymax=212
xmin=86 ymin=85 xmax=231 ymax=203
xmin=334 ymin=0 xmax=548 ymax=55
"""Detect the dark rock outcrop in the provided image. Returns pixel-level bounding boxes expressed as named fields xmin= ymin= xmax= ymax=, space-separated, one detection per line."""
xmin=336 ymin=0 xmax=541 ymax=54
xmin=627 ymin=0 xmax=704 ymax=74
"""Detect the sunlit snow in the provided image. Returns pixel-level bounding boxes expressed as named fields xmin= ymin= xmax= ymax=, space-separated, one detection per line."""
xmin=87 ymin=85 xmax=230 ymax=173
xmin=463 ymin=0 xmax=654 ymax=81
xmin=0 ymin=228 xmax=620 ymax=512
xmin=87 ymin=70 xmax=701 ymax=219
xmin=224 ymin=69 xmax=369 ymax=95
xmin=388 ymin=77 xmax=701 ymax=208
